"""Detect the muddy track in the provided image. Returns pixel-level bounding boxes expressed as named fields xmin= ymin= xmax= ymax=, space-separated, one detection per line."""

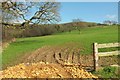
xmin=67 ymin=48 xmax=74 ymax=63
xmin=22 ymin=46 xmax=94 ymax=71
xmin=24 ymin=46 xmax=52 ymax=63
xmin=23 ymin=46 xmax=78 ymax=65
xmin=21 ymin=45 xmax=118 ymax=72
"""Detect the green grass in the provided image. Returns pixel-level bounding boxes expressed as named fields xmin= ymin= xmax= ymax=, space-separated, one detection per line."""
xmin=2 ymin=25 xmax=118 ymax=67
xmin=92 ymin=66 xmax=120 ymax=78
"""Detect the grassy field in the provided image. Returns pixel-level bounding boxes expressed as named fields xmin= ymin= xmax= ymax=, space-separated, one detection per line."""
xmin=92 ymin=66 xmax=120 ymax=78
xmin=2 ymin=25 xmax=118 ymax=67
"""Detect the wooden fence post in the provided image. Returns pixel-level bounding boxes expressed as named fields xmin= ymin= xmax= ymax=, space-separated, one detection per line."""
xmin=93 ymin=43 xmax=98 ymax=71
xmin=93 ymin=42 xmax=120 ymax=71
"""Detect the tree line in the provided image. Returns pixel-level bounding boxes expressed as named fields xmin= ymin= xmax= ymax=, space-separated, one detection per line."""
xmin=2 ymin=22 xmax=97 ymax=41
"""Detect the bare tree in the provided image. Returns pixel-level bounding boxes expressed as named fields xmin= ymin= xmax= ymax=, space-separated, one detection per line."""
xmin=72 ymin=18 xmax=82 ymax=22
xmin=72 ymin=18 xmax=83 ymax=34
xmin=1 ymin=1 xmax=61 ymax=27
xmin=111 ymin=21 xmax=118 ymax=25
xmin=103 ymin=20 xmax=117 ymax=25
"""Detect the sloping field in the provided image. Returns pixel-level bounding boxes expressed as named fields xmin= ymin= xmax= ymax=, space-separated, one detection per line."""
xmin=2 ymin=26 xmax=118 ymax=69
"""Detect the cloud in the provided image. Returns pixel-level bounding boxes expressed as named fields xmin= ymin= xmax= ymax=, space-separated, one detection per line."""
xmin=105 ymin=14 xmax=117 ymax=20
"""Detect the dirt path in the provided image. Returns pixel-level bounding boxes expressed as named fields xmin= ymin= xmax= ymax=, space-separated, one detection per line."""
xmin=3 ymin=44 xmax=118 ymax=72
xmin=21 ymin=45 xmax=95 ymax=71
xmin=24 ymin=45 xmax=118 ymax=70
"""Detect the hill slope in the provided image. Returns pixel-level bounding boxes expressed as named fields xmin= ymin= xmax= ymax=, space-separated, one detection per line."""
xmin=2 ymin=25 xmax=118 ymax=68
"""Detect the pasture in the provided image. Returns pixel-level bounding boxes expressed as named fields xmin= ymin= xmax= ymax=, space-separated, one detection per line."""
xmin=2 ymin=25 xmax=118 ymax=69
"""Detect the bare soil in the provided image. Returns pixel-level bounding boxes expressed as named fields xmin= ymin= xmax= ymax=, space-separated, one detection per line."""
xmin=20 ymin=45 xmax=118 ymax=71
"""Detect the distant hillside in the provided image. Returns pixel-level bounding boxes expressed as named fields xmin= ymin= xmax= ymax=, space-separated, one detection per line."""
xmin=2 ymin=21 xmax=97 ymax=41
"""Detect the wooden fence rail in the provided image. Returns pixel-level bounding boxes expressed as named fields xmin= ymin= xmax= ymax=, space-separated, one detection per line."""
xmin=93 ymin=42 xmax=120 ymax=71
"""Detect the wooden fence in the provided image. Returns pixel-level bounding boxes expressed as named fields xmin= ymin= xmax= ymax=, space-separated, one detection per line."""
xmin=93 ymin=42 xmax=120 ymax=71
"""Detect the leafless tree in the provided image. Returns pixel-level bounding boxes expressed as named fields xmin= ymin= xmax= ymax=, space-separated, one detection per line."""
xmin=72 ymin=18 xmax=82 ymax=22
xmin=103 ymin=20 xmax=117 ymax=25
xmin=1 ymin=1 xmax=61 ymax=27
xmin=72 ymin=18 xmax=83 ymax=34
